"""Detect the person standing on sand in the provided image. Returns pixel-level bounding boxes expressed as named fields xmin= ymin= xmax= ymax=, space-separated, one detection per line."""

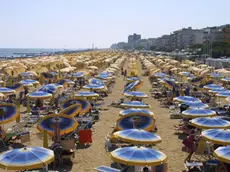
xmin=124 ymin=70 xmax=127 ymax=78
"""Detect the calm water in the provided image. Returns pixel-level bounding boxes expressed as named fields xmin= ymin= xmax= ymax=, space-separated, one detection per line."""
xmin=0 ymin=48 xmax=70 ymax=57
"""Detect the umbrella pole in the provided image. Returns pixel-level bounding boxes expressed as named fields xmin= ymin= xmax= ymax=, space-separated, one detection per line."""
xmin=16 ymin=100 xmax=20 ymax=123
xmin=27 ymin=96 xmax=30 ymax=113
xmin=43 ymin=130 xmax=48 ymax=148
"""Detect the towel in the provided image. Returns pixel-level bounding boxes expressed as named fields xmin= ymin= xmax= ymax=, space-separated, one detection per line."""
xmin=79 ymin=129 xmax=92 ymax=144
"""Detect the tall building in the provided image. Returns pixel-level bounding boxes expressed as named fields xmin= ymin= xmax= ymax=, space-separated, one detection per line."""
xmin=128 ymin=33 xmax=141 ymax=49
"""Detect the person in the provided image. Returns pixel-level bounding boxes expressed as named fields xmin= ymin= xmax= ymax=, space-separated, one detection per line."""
xmin=124 ymin=70 xmax=127 ymax=78
xmin=143 ymin=167 xmax=150 ymax=172
xmin=183 ymin=130 xmax=200 ymax=162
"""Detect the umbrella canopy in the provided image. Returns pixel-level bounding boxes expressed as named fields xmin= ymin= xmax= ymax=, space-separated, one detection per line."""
xmin=20 ymin=79 xmax=39 ymax=86
xmin=75 ymin=91 xmax=99 ymax=98
xmin=182 ymin=109 xmax=216 ymax=118
xmin=153 ymin=72 xmax=168 ymax=78
xmin=173 ymin=96 xmax=201 ymax=103
xmin=120 ymin=101 xmax=150 ymax=108
xmin=204 ymin=84 xmax=224 ymax=90
xmin=190 ymin=117 xmax=230 ymax=129
xmin=221 ymin=78 xmax=230 ymax=83
xmin=60 ymin=98 xmax=91 ymax=115
xmin=202 ymin=129 xmax=230 ymax=145
xmin=89 ymin=78 xmax=105 ymax=86
xmin=0 ymin=147 xmax=54 ymax=170
xmin=210 ymin=73 xmax=225 ymax=78
xmin=113 ymin=129 xmax=161 ymax=144
xmin=116 ymin=114 xmax=155 ymax=131
xmin=39 ymin=84 xmax=60 ymax=94
xmin=127 ymin=77 xmax=139 ymax=82
xmin=6 ymin=83 xmax=24 ymax=92
xmin=37 ymin=114 xmax=78 ymax=136
xmin=59 ymin=104 xmax=82 ymax=117
xmin=214 ymin=146 xmax=230 ymax=164
xmin=123 ymin=80 xmax=141 ymax=93
xmin=183 ymin=102 xmax=209 ymax=109
xmin=27 ymin=91 xmax=52 ymax=99
xmin=216 ymin=92 xmax=230 ymax=98
xmin=124 ymin=91 xmax=148 ymax=98
xmin=110 ymin=146 xmax=167 ymax=166
xmin=119 ymin=108 xmax=154 ymax=116
xmin=83 ymin=84 xmax=105 ymax=90
xmin=209 ymin=89 xmax=228 ymax=94
xmin=41 ymin=72 xmax=54 ymax=79
xmin=0 ymin=87 xmax=15 ymax=95
xmin=0 ymin=103 xmax=20 ymax=124
xmin=72 ymin=71 xmax=86 ymax=78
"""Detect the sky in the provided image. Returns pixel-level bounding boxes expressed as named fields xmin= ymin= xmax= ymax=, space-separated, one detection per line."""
xmin=0 ymin=0 xmax=229 ymax=49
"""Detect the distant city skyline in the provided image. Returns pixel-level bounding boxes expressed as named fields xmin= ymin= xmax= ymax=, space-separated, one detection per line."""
xmin=0 ymin=0 xmax=230 ymax=48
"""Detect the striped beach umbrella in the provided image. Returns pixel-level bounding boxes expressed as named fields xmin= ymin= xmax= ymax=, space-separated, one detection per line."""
xmin=27 ymin=91 xmax=52 ymax=100
xmin=153 ymin=72 xmax=168 ymax=78
xmin=83 ymin=84 xmax=106 ymax=91
xmin=20 ymin=79 xmax=39 ymax=86
xmin=59 ymin=104 xmax=82 ymax=117
xmin=0 ymin=147 xmax=54 ymax=170
xmin=60 ymin=98 xmax=91 ymax=115
xmin=75 ymin=91 xmax=99 ymax=98
xmin=190 ymin=117 xmax=230 ymax=129
xmin=120 ymin=101 xmax=150 ymax=108
xmin=202 ymin=129 xmax=230 ymax=145
xmin=124 ymin=91 xmax=148 ymax=98
xmin=6 ymin=83 xmax=24 ymax=93
xmin=116 ymin=114 xmax=155 ymax=131
xmin=37 ymin=114 xmax=78 ymax=136
xmin=0 ymin=103 xmax=20 ymax=124
xmin=204 ymin=84 xmax=224 ymax=90
xmin=110 ymin=146 xmax=167 ymax=166
xmin=113 ymin=129 xmax=161 ymax=144
xmin=221 ymin=78 xmax=230 ymax=83
xmin=183 ymin=102 xmax=209 ymax=109
xmin=72 ymin=71 xmax=86 ymax=78
xmin=127 ymin=77 xmax=139 ymax=82
xmin=216 ymin=92 xmax=230 ymax=98
xmin=119 ymin=108 xmax=154 ymax=116
xmin=173 ymin=96 xmax=201 ymax=103
xmin=214 ymin=146 xmax=230 ymax=164
xmin=123 ymin=80 xmax=142 ymax=93
xmin=210 ymin=73 xmax=225 ymax=78
xmin=182 ymin=109 xmax=216 ymax=118
xmin=0 ymin=87 xmax=15 ymax=95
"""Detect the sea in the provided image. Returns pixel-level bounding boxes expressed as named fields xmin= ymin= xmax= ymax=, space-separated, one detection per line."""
xmin=0 ymin=48 xmax=82 ymax=59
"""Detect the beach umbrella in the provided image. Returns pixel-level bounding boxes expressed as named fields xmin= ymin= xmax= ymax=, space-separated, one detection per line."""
xmin=204 ymin=84 xmax=224 ymax=90
xmin=116 ymin=114 xmax=155 ymax=131
xmin=210 ymin=73 xmax=225 ymax=78
xmin=190 ymin=117 xmax=230 ymax=129
xmin=113 ymin=129 xmax=161 ymax=144
xmin=173 ymin=96 xmax=201 ymax=103
xmin=72 ymin=71 xmax=86 ymax=78
xmin=182 ymin=109 xmax=216 ymax=118
xmin=96 ymin=74 xmax=112 ymax=80
xmin=41 ymin=72 xmax=54 ymax=79
xmin=87 ymin=66 xmax=98 ymax=70
xmin=27 ymin=91 xmax=52 ymax=99
xmin=183 ymin=102 xmax=209 ymax=109
xmin=202 ymin=129 xmax=230 ymax=145
xmin=110 ymin=146 xmax=167 ymax=166
xmin=89 ymin=78 xmax=105 ymax=86
xmin=66 ymin=79 xmax=74 ymax=85
xmin=221 ymin=78 xmax=230 ymax=83
xmin=209 ymin=89 xmax=228 ymax=94
xmin=39 ymin=84 xmax=61 ymax=94
xmin=153 ymin=72 xmax=168 ymax=78
xmin=214 ymin=146 xmax=230 ymax=164
xmin=189 ymin=77 xmax=204 ymax=84
xmin=0 ymin=103 xmax=20 ymax=124
xmin=56 ymin=79 xmax=68 ymax=87
xmin=50 ymin=71 xmax=58 ymax=76
xmin=83 ymin=84 xmax=106 ymax=91
xmin=119 ymin=108 xmax=154 ymax=116
xmin=20 ymin=79 xmax=39 ymax=86
xmin=59 ymin=104 xmax=82 ymax=117
xmin=37 ymin=114 xmax=78 ymax=136
xmin=75 ymin=91 xmax=99 ymax=98
xmin=60 ymin=97 xmax=91 ymax=115
xmin=123 ymin=80 xmax=142 ymax=93
xmin=6 ymin=83 xmax=24 ymax=93
xmin=120 ymin=101 xmax=150 ymax=108
xmin=127 ymin=77 xmax=139 ymax=82
xmin=0 ymin=147 xmax=54 ymax=171
xmin=0 ymin=87 xmax=15 ymax=95
xmin=124 ymin=91 xmax=148 ymax=99
xmin=179 ymin=72 xmax=192 ymax=77
xmin=216 ymin=92 xmax=230 ymax=98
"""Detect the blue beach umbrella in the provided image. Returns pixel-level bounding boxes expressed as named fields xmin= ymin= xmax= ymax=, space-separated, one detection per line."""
xmin=119 ymin=108 xmax=154 ymax=116
xmin=202 ymin=129 xmax=230 ymax=145
xmin=83 ymin=84 xmax=106 ymax=90
xmin=221 ymin=78 xmax=230 ymax=83
xmin=59 ymin=104 xmax=82 ymax=117
xmin=50 ymin=71 xmax=58 ymax=76
xmin=66 ymin=79 xmax=74 ymax=85
xmin=153 ymin=72 xmax=168 ymax=78
xmin=116 ymin=114 xmax=155 ymax=131
xmin=110 ymin=146 xmax=167 ymax=166
xmin=72 ymin=71 xmax=86 ymax=78
xmin=41 ymin=72 xmax=54 ymax=79
xmin=75 ymin=91 xmax=99 ymax=98
xmin=27 ymin=91 xmax=52 ymax=99
xmin=182 ymin=109 xmax=216 ymax=118
xmin=190 ymin=117 xmax=230 ymax=129
xmin=20 ymin=79 xmax=39 ymax=86
xmin=210 ymin=73 xmax=225 ymax=78
xmin=0 ymin=103 xmax=20 ymax=124
xmin=123 ymin=80 xmax=141 ymax=93
xmin=37 ymin=114 xmax=78 ymax=136
xmin=127 ymin=77 xmax=139 ymax=82
xmin=214 ymin=146 xmax=230 ymax=164
xmin=0 ymin=147 xmax=54 ymax=170
xmin=173 ymin=96 xmax=201 ymax=103
xmin=113 ymin=129 xmax=161 ymax=144
xmin=0 ymin=87 xmax=15 ymax=95
xmin=204 ymin=84 xmax=224 ymax=90
xmin=124 ymin=91 xmax=148 ymax=98
xmin=216 ymin=92 xmax=230 ymax=98
xmin=120 ymin=101 xmax=150 ymax=108
xmin=184 ymin=101 xmax=209 ymax=109
xmin=208 ymin=88 xmax=227 ymax=94
xmin=60 ymin=98 xmax=91 ymax=115
xmin=39 ymin=84 xmax=62 ymax=94
xmin=89 ymin=78 xmax=105 ymax=86
xmin=6 ymin=83 xmax=24 ymax=92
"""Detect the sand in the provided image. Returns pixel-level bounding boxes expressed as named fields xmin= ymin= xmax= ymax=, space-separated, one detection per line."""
xmin=1 ymin=59 xmax=187 ymax=172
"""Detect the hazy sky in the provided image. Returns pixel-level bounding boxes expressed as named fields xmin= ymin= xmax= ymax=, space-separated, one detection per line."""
xmin=0 ymin=0 xmax=229 ymax=48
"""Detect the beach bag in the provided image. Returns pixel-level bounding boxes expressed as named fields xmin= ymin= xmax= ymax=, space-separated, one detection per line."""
xmin=182 ymin=138 xmax=193 ymax=148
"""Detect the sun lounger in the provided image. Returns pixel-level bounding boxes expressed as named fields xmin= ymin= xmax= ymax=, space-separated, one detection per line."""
xmin=184 ymin=161 xmax=203 ymax=172
xmin=94 ymin=166 xmax=121 ymax=172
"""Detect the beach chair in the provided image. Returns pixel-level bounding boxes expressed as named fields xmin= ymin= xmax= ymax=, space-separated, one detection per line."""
xmin=94 ymin=166 xmax=121 ymax=172
xmin=78 ymin=129 xmax=92 ymax=145
xmin=184 ymin=161 xmax=203 ymax=172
